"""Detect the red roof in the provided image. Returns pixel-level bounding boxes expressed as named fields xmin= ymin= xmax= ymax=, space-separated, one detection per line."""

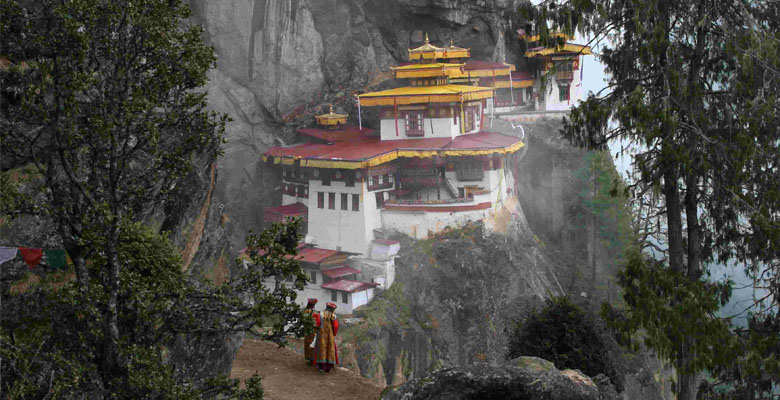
xmin=321 ymin=279 xmax=379 ymax=293
xmin=265 ymin=131 xmax=521 ymax=163
xmin=298 ymin=125 xmax=373 ymax=143
xmin=373 ymin=239 xmax=400 ymax=246
xmin=322 ymin=266 xmax=362 ymax=279
xmin=264 ymin=202 xmax=308 ymax=223
xmin=297 ymin=247 xmax=341 ymax=264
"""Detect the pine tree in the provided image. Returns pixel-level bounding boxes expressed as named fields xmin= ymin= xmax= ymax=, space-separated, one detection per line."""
xmin=0 ymin=0 xmax=312 ymax=397
xmin=521 ymin=1 xmax=780 ymax=399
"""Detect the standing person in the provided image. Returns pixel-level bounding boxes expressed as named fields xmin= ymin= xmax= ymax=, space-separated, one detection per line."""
xmin=303 ymin=298 xmax=320 ymax=365
xmin=313 ymin=302 xmax=339 ymax=373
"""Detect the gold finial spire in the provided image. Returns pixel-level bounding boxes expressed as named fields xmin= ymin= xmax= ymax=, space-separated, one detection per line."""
xmin=425 ymin=32 xmax=429 ymax=44
xmin=450 ymin=39 xmax=454 ymax=47
xmin=316 ymin=104 xmax=347 ymax=127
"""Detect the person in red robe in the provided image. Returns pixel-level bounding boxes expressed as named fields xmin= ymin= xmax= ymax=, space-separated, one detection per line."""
xmin=303 ymin=298 xmax=320 ymax=365
xmin=313 ymin=302 xmax=339 ymax=373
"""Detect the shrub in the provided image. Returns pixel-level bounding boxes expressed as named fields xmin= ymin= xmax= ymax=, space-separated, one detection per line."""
xmin=507 ymin=296 xmax=623 ymax=391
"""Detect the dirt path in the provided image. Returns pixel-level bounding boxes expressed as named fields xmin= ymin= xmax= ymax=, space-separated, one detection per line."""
xmin=231 ymin=338 xmax=384 ymax=400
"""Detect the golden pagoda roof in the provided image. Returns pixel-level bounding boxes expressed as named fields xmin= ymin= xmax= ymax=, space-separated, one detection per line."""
xmin=517 ymin=32 xmax=573 ymax=42
xmin=408 ymin=33 xmax=447 ymax=61
xmin=391 ymin=63 xmax=464 ymax=79
xmin=358 ymin=84 xmax=494 ymax=107
xmin=525 ymin=43 xmax=592 ymax=58
xmin=315 ymin=105 xmax=348 ymax=126
xmin=444 ymin=39 xmax=470 ymax=59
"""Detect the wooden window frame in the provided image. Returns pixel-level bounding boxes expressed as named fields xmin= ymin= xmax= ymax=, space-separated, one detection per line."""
xmin=558 ymin=82 xmax=570 ymax=102
xmin=341 ymin=193 xmax=348 ymax=210
xmin=317 ymin=192 xmax=324 ymax=209
xmin=328 ymin=192 xmax=335 ymax=210
xmin=402 ymin=111 xmax=424 ymax=137
xmin=352 ymin=194 xmax=360 ymax=211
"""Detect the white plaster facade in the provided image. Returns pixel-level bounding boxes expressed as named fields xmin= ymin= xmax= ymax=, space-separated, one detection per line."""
xmin=379 ymin=106 xmax=483 ymax=141
xmin=264 ymin=272 xmax=375 ymax=315
xmin=306 ymin=179 xmax=394 ymax=255
xmin=536 ymin=66 xmax=584 ymax=112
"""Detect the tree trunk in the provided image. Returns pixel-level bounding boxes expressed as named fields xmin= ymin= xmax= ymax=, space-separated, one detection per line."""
xmin=589 ymin=155 xmax=597 ymax=287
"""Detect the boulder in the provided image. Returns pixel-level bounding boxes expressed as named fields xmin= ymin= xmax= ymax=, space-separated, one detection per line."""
xmin=381 ymin=356 xmax=619 ymax=400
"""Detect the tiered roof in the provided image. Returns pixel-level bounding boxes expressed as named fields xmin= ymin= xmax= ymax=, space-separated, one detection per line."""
xmin=315 ymin=105 xmax=348 ymax=126
xmin=408 ymin=34 xmax=471 ymax=61
xmin=357 ymin=84 xmax=493 ymax=106
xmin=263 ymin=131 xmax=524 ymax=169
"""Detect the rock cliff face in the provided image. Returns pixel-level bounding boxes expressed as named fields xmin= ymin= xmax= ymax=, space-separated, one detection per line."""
xmin=338 ymin=207 xmax=566 ymax=387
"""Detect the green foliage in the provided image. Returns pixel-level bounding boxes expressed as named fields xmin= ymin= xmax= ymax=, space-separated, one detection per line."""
xmin=508 ymin=296 xmax=624 ymax=391
xmin=601 ymin=249 xmax=738 ymax=373
xmin=0 ymin=221 xmax=291 ymax=398
xmin=0 ymin=0 xmax=310 ymax=397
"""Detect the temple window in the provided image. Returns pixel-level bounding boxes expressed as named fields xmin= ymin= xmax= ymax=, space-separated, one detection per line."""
xmin=328 ymin=192 xmax=335 ymax=209
xmin=375 ymin=192 xmax=384 ymax=209
xmin=526 ymin=87 xmax=533 ymax=102
xmin=331 ymin=290 xmax=337 ymax=302
xmin=342 ymin=292 xmax=348 ymax=304
xmin=310 ymin=271 xmax=317 ymax=284
xmin=322 ymin=170 xmax=331 ymax=186
xmin=558 ymin=83 xmax=570 ymax=102
xmin=463 ymin=106 xmax=476 ymax=132
xmin=317 ymin=192 xmax=324 ymax=209
xmin=403 ymin=111 xmax=424 ymax=137
xmin=341 ymin=193 xmax=348 ymax=210
xmin=346 ymin=172 xmax=355 ymax=187
xmin=352 ymin=194 xmax=360 ymax=211
xmin=456 ymin=159 xmax=484 ymax=181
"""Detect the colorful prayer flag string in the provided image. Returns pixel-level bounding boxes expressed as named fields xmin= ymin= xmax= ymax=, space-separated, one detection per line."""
xmin=20 ymin=247 xmax=43 ymax=270
xmin=0 ymin=246 xmax=17 ymax=265
xmin=43 ymin=249 xmax=67 ymax=270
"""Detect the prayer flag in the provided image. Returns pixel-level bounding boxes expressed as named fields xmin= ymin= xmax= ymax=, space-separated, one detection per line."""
xmin=44 ymin=249 xmax=67 ymax=270
xmin=0 ymin=246 xmax=17 ymax=265
xmin=20 ymin=247 xmax=43 ymax=269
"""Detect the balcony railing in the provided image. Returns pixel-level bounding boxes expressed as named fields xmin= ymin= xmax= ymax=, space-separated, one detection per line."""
xmin=556 ymin=71 xmax=574 ymax=81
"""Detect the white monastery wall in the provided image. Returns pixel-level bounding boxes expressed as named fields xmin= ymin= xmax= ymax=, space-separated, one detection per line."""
xmin=380 ymin=116 xmax=459 ymax=141
xmin=380 ymin=206 xmax=492 ymax=239
xmin=282 ymin=193 xmax=303 ymax=206
xmin=308 ymin=179 xmax=370 ymax=254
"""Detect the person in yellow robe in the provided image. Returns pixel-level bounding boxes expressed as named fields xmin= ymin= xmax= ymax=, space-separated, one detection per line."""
xmin=312 ymin=302 xmax=339 ymax=373
xmin=303 ymin=298 xmax=319 ymax=365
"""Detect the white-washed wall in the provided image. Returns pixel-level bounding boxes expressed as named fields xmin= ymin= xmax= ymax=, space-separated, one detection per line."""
xmin=380 ymin=207 xmax=493 ymax=239
xmin=380 ymin=116 xmax=459 ymax=141
xmin=307 ymin=179 xmax=369 ymax=254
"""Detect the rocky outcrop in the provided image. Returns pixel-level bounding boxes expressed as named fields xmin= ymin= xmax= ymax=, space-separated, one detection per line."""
xmin=339 ymin=207 xmax=566 ymax=387
xmin=381 ymin=356 xmax=619 ymax=400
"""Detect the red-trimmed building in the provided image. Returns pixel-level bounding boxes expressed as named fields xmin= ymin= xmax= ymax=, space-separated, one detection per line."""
xmin=242 ymin=244 xmax=378 ymax=314
xmin=260 ymin=35 xmax=543 ymax=310
xmin=263 ymin=37 xmax=525 ymax=256
xmin=518 ymin=32 xmax=592 ymax=112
